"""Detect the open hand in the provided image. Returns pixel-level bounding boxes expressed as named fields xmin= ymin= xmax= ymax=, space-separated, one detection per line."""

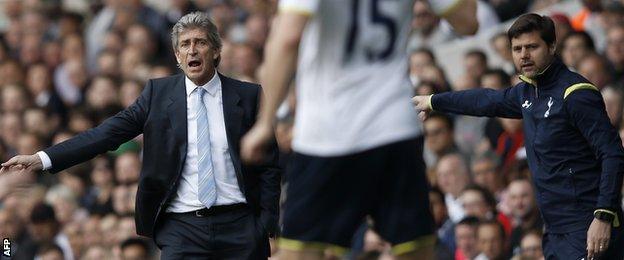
xmin=0 ymin=154 xmax=43 ymax=174
xmin=587 ymin=217 xmax=611 ymax=259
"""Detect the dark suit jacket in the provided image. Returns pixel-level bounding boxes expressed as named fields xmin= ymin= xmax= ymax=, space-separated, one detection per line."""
xmin=44 ymin=73 xmax=281 ymax=238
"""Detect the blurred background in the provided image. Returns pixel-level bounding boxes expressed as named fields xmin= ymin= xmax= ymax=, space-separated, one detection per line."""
xmin=0 ymin=0 xmax=623 ymax=259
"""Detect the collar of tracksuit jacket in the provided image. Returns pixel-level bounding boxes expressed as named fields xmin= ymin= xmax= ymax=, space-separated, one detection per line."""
xmin=518 ymin=58 xmax=564 ymax=88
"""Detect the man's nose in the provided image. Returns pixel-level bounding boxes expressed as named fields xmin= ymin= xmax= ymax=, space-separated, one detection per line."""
xmin=189 ymin=43 xmax=198 ymax=55
xmin=521 ymin=48 xmax=530 ymax=59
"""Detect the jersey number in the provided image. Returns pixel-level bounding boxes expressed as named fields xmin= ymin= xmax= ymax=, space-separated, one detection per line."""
xmin=345 ymin=0 xmax=398 ymax=62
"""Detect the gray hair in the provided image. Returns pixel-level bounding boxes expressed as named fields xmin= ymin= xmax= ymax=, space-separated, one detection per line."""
xmin=171 ymin=12 xmax=222 ymax=65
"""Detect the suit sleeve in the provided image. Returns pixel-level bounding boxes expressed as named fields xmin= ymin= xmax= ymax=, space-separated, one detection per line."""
xmin=254 ymin=86 xmax=282 ymax=236
xmin=566 ymin=89 xmax=624 ymax=211
xmin=43 ymin=80 xmax=153 ymax=173
xmin=431 ymin=86 xmax=523 ymax=119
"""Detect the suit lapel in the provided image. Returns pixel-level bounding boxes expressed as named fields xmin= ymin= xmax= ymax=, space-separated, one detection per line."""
xmin=167 ymin=75 xmax=188 ymax=173
xmin=219 ymin=74 xmax=245 ymax=190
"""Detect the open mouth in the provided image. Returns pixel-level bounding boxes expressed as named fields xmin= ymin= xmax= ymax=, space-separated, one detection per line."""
xmin=521 ymin=63 xmax=534 ymax=70
xmin=188 ymin=60 xmax=202 ymax=68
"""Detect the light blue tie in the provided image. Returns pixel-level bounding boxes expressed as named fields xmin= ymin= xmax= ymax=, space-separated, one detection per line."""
xmin=196 ymin=87 xmax=217 ymax=208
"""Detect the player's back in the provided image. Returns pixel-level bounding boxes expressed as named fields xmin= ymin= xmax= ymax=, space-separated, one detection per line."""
xmin=281 ymin=0 xmax=420 ymax=156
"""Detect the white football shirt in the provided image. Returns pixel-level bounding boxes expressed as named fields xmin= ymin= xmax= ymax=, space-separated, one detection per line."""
xmin=279 ymin=0 xmax=422 ymax=156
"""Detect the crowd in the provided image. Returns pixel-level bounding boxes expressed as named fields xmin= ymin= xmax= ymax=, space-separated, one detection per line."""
xmin=0 ymin=0 xmax=622 ymax=259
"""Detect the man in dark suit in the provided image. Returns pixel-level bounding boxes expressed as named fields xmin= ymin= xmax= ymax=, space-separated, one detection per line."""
xmin=1 ymin=12 xmax=280 ymax=259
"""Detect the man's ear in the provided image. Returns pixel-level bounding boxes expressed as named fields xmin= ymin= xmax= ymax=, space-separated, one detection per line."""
xmin=174 ymin=50 xmax=181 ymax=64
xmin=213 ymin=48 xmax=221 ymax=60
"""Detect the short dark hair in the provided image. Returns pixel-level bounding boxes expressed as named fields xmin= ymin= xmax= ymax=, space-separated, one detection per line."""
xmin=562 ymin=30 xmax=595 ymax=51
xmin=462 ymin=184 xmax=498 ymax=213
xmin=478 ymin=219 xmax=506 ymax=240
xmin=457 ymin=216 xmax=480 ymax=228
xmin=481 ymin=69 xmax=511 ymax=87
xmin=412 ymin=47 xmax=437 ymax=64
xmin=465 ymin=49 xmax=488 ymax=64
xmin=507 ymin=13 xmax=556 ymax=47
xmin=425 ymin=112 xmax=454 ymax=131
xmin=120 ymin=237 xmax=150 ymax=255
xmin=30 ymin=203 xmax=57 ymax=224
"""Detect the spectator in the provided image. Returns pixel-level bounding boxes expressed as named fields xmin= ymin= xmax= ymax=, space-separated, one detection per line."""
xmin=471 ymin=152 xmax=505 ymax=201
xmin=430 ymin=186 xmax=456 ymax=255
xmin=464 ymin=49 xmax=489 ymax=83
xmin=115 ymin=151 xmax=141 ymax=185
xmin=96 ymin=50 xmax=120 ymax=78
xmin=424 ymin=112 xmax=458 ymax=168
xmin=232 ymin=43 xmax=261 ymax=82
xmin=82 ymin=245 xmax=112 ymax=260
xmin=475 ymin=220 xmax=508 ymax=260
xmin=408 ymin=0 xmax=457 ymax=51
xmin=507 ymin=178 xmax=543 ymax=255
xmin=119 ymin=80 xmax=144 ymax=109
xmin=481 ymin=69 xmax=511 ymax=91
xmin=26 ymin=63 xmax=67 ymax=118
xmin=409 ymin=47 xmax=437 ymax=87
xmin=245 ymin=13 xmax=270 ymax=52
xmin=561 ymin=31 xmax=596 ymax=70
xmin=36 ymin=243 xmax=65 ymax=260
xmin=518 ymin=230 xmax=544 ymax=260
xmin=490 ymin=32 xmax=515 ymax=74
xmin=54 ymin=57 xmax=88 ymax=106
xmin=455 ymin=216 xmax=480 ymax=260
xmin=495 ymin=117 xmax=524 ymax=173
xmin=28 ymin=203 xmax=74 ymax=260
xmin=120 ymin=237 xmax=151 ymax=260
xmin=601 ymin=85 xmax=624 ymax=127
xmin=436 ymin=153 xmax=471 ymax=223
xmin=577 ymin=53 xmax=613 ymax=89
xmin=85 ymin=75 xmax=120 ymax=110
xmin=0 ymin=207 xmax=34 ymax=259
xmin=1 ymin=84 xmax=31 ymax=114
xmin=605 ymin=25 xmax=624 ymax=82
xmin=459 ymin=184 xmax=512 ymax=236
xmin=550 ymin=13 xmax=573 ymax=53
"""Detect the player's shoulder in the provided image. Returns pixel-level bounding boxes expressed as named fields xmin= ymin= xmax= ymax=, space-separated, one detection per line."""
xmin=560 ymin=71 xmax=598 ymax=100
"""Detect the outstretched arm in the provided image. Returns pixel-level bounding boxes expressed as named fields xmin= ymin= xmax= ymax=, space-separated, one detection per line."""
xmin=414 ymin=86 xmax=524 ymax=120
xmin=1 ymin=80 xmax=152 ymax=175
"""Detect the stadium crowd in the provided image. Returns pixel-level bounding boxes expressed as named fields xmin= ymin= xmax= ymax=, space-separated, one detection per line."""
xmin=0 ymin=0 xmax=623 ymax=259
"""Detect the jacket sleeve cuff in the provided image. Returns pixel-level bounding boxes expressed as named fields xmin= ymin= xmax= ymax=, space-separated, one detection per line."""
xmin=36 ymin=151 xmax=52 ymax=171
xmin=594 ymin=209 xmax=620 ymax=227
xmin=428 ymin=94 xmax=434 ymax=111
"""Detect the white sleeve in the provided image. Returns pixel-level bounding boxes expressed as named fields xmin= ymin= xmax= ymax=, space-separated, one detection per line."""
xmin=278 ymin=0 xmax=320 ymax=16
xmin=36 ymin=151 xmax=52 ymax=170
xmin=428 ymin=0 xmax=463 ymax=17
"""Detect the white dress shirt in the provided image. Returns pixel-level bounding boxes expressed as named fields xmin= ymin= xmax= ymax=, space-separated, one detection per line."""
xmin=446 ymin=193 xmax=466 ymax=223
xmin=38 ymin=72 xmax=246 ymax=213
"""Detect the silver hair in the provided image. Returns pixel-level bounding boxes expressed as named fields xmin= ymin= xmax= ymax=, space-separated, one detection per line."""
xmin=171 ymin=12 xmax=222 ymax=65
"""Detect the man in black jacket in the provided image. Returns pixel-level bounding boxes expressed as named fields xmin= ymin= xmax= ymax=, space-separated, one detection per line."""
xmin=415 ymin=13 xmax=624 ymax=260
xmin=1 ymin=12 xmax=280 ymax=259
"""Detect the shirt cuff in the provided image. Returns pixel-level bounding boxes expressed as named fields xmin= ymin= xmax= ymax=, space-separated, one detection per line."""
xmin=428 ymin=94 xmax=434 ymax=111
xmin=36 ymin=151 xmax=52 ymax=171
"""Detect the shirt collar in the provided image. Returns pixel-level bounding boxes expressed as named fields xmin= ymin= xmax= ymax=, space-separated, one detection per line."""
xmin=185 ymin=72 xmax=221 ymax=97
